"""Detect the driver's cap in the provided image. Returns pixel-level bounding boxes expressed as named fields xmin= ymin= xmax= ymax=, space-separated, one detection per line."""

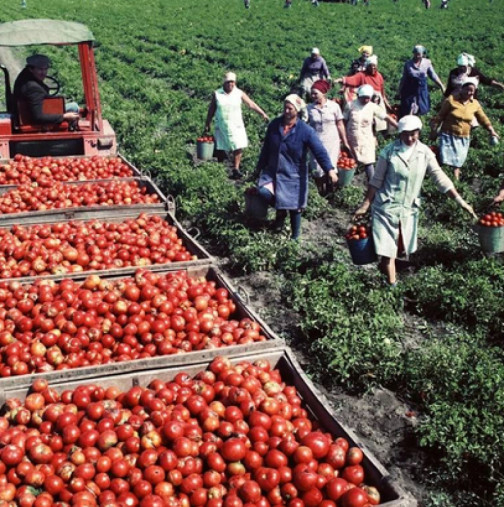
xmin=26 ymin=54 xmax=51 ymax=68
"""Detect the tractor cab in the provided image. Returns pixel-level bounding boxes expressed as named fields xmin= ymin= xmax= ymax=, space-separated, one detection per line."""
xmin=0 ymin=19 xmax=117 ymax=160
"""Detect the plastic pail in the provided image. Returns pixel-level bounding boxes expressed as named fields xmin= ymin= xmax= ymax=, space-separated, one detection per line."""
xmin=245 ymin=193 xmax=269 ymax=220
xmin=347 ymin=236 xmax=377 ymax=265
xmin=197 ymin=141 xmax=214 ymax=161
xmin=476 ymin=225 xmax=504 ymax=253
xmin=337 ymin=167 xmax=356 ymax=187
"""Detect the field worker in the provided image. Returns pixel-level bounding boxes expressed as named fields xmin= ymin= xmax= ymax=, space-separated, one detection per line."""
xmin=204 ymin=72 xmax=269 ymax=179
xmin=354 ymin=115 xmax=476 ymax=287
xmin=307 ymin=80 xmax=351 ymax=195
xmin=445 ymin=53 xmax=504 ymax=98
xmin=255 ymin=94 xmax=337 ymax=240
xmin=13 ymin=54 xmax=80 ymax=126
xmin=334 ymin=55 xmax=392 ymax=131
xmin=398 ymin=45 xmax=445 ymax=117
xmin=430 ymin=78 xmax=499 ymax=181
xmin=299 ymin=48 xmax=331 ymax=99
xmin=348 ymin=45 xmax=373 ymax=76
xmin=344 ymin=84 xmax=398 ymax=181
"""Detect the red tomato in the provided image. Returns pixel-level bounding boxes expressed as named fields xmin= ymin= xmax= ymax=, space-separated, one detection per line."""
xmin=340 ymin=486 xmax=369 ymax=507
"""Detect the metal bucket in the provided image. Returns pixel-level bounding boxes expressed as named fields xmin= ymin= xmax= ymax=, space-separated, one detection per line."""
xmin=337 ymin=167 xmax=356 ymax=187
xmin=196 ymin=141 xmax=214 ymax=161
xmin=476 ymin=225 xmax=504 ymax=253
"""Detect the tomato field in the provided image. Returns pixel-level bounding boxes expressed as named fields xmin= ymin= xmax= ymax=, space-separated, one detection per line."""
xmin=1 ymin=0 xmax=504 ymax=505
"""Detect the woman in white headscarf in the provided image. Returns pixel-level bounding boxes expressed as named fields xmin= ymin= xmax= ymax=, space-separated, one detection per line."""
xmin=431 ymin=78 xmax=499 ymax=180
xmin=344 ymin=85 xmax=397 ymax=180
xmin=335 ymin=55 xmax=392 ymax=132
xmin=256 ymin=94 xmax=337 ymax=240
xmin=354 ymin=115 xmax=476 ymax=286
xmin=445 ymin=52 xmax=504 ymax=98
xmin=205 ymin=72 xmax=269 ymax=179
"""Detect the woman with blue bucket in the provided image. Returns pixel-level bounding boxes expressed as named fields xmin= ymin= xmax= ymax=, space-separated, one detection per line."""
xmin=354 ymin=115 xmax=477 ymax=286
xmin=254 ymin=94 xmax=337 ymax=240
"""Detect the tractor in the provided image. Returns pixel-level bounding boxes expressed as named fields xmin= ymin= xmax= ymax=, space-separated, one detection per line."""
xmin=0 ymin=19 xmax=117 ymax=160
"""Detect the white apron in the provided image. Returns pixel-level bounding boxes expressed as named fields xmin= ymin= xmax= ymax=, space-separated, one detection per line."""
xmin=214 ymin=87 xmax=248 ymax=151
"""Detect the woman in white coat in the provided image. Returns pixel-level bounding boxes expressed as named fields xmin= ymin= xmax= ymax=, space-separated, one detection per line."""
xmin=344 ymin=84 xmax=397 ymax=181
xmin=354 ymin=115 xmax=477 ymax=286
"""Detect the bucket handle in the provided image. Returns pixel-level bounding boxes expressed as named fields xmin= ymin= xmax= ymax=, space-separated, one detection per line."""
xmin=140 ymin=169 xmax=152 ymax=180
xmin=166 ymin=195 xmax=176 ymax=214
xmin=236 ymin=285 xmax=250 ymax=306
xmin=186 ymin=226 xmax=201 ymax=240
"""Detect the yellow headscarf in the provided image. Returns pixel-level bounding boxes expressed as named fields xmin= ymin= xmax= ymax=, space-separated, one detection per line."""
xmin=358 ymin=45 xmax=373 ymax=55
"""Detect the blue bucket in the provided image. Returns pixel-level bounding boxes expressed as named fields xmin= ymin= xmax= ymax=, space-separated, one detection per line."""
xmin=347 ymin=236 xmax=377 ymax=265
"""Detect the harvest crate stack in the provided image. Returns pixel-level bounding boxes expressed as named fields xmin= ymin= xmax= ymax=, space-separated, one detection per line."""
xmin=0 ymin=153 xmax=410 ymax=505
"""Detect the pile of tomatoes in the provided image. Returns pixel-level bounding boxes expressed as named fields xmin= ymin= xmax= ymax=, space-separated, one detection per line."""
xmin=0 ymin=181 xmax=160 ymax=215
xmin=337 ymin=154 xmax=357 ymax=171
xmin=345 ymin=224 xmax=370 ymax=242
xmin=197 ymin=137 xmax=215 ymax=144
xmin=0 ymin=356 xmax=381 ymax=507
xmin=0 ymin=155 xmax=134 ymax=186
xmin=0 ymin=213 xmax=195 ymax=278
xmin=0 ymin=269 xmax=268 ymax=377
xmin=478 ymin=211 xmax=504 ymax=227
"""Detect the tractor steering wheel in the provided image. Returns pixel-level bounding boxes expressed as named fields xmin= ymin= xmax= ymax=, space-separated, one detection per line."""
xmin=45 ymin=76 xmax=61 ymax=96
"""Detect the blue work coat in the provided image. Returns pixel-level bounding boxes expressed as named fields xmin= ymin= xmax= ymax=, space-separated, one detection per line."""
xmin=257 ymin=117 xmax=333 ymax=209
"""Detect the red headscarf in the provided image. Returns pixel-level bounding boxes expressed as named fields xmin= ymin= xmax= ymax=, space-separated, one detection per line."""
xmin=311 ymin=80 xmax=331 ymax=94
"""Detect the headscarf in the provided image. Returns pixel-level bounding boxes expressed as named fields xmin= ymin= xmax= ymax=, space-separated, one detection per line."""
xmin=365 ymin=55 xmax=378 ymax=68
xmin=284 ymin=94 xmax=306 ymax=112
xmin=26 ymin=54 xmax=51 ymax=68
xmin=397 ymin=115 xmax=422 ymax=133
xmin=311 ymin=80 xmax=331 ymax=94
xmin=357 ymin=84 xmax=374 ymax=98
xmin=461 ymin=77 xmax=479 ymax=89
xmin=358 ymin=45 xmax=373 ymax=55
xmin=412 ymin=45 xmax=427 ymax=56
xmin=457 ymin=53 xmax=469 ymax=66
xmin=224 ymin=72 xmax=237 ymax=83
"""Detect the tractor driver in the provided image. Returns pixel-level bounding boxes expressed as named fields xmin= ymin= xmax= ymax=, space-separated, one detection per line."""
xmin=13 ymin=54 xmax=80 ymax=126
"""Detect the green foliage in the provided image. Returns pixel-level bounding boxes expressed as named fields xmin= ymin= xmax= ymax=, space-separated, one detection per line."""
xmin=403 ymin=259 xmax=504 ymax=338
xmin=2 ymin=0 xmax=504 ymax=504
xmin=403 ymin=335 xmax=504 ymax=504
xmin=287 ymin=251 xmax=404 ymax=390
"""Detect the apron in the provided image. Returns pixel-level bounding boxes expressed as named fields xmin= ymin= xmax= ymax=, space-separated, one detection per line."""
xmin=346 ymin=102 xmax=378 ymax=165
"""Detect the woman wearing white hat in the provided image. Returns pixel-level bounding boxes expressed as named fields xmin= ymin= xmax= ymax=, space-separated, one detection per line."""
xmin=354 ymin=115 xmax=476 ymax=286
xmin=431 ymin=78 xmax=499 ymax=181
xmin=344 ymin=84 xmax=397 ymax=180
xmin=205 ymin=72 xmax=269 ymax=179
xmin=445 ymin=53 xmax=504 ymax=98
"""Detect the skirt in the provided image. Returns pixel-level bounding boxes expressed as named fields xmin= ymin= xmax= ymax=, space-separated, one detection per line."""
xmin=439 ymin=132 xmax=470 ymax=168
